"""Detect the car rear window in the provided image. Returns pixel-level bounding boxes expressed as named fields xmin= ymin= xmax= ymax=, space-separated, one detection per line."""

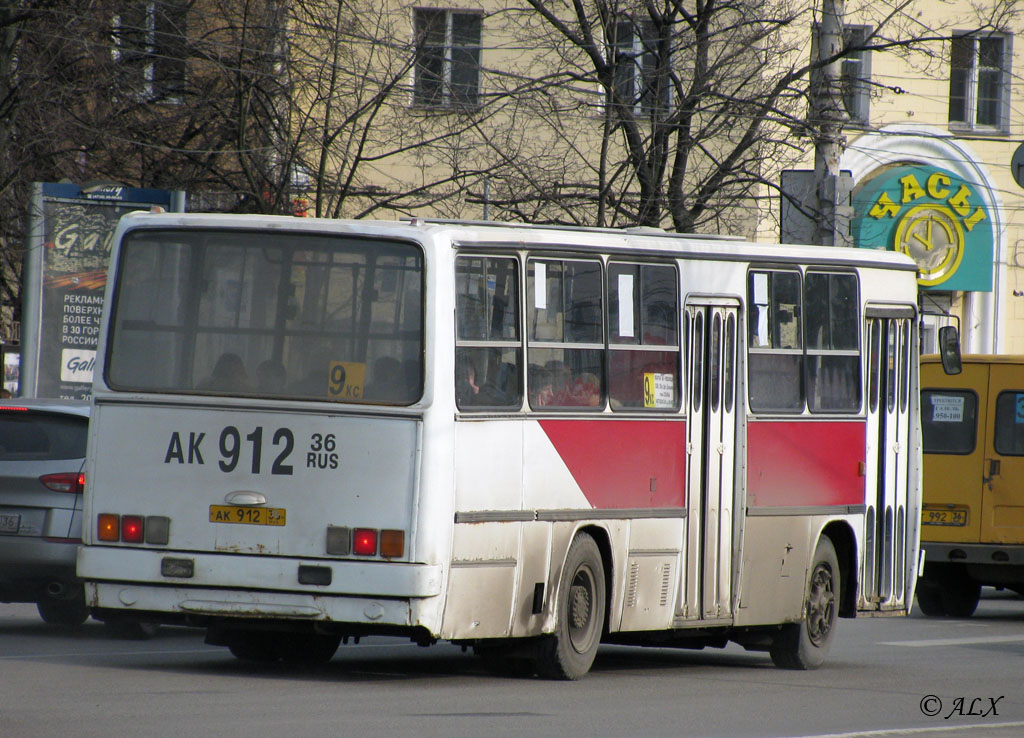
xmin=0 ymin=412 xmax=88 ymax=460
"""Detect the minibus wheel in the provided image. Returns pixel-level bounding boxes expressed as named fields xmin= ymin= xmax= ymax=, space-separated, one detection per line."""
xmin=770 ymin=536 xmax=839 ymax=670
xmin=535 ymin=532 xmax=606 ymax=680
xmin=914 ymin=577 xmax=947 ymax=617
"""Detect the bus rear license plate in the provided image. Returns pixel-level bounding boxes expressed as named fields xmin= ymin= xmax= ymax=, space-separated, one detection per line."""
xmin=922 ymin=508 xmax=967 ymax=527
xmin=209 ymin=505 xmax=286 ymax=526
xmin=0 ymin=513 xmax=20 ymax=534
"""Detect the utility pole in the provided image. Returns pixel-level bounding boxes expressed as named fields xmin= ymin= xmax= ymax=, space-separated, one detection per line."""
xmin=812 ymin=0 xmax=845 ymax=246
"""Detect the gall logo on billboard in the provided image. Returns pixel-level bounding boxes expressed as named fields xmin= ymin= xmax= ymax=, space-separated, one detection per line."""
xmin=61 ymin=349 xmax=96 ymax=384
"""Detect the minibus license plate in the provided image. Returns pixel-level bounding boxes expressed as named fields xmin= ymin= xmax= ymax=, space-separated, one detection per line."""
xmin=209 ymin=505 xmax=286 ymax=526
xmin=922 ymin=507 xmax=967 ymax=527
xmin=0 ymin=513 xmax=20 ymax=533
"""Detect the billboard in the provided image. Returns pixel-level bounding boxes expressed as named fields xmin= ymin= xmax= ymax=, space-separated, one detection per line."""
xmin=21 ymin=182 xmax=184 ymax=399
xmin=851 ymin=164 xmax=994 ymax=292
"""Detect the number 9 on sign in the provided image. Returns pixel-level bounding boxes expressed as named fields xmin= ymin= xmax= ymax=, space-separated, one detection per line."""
xmin=329 ymin=362 xmax=347 ymax=396
xmin=327 ymin=361 xmax=365 ymax=399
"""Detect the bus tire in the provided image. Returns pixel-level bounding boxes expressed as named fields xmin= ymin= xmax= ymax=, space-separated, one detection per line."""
xmin=279 ymin=633 xmax=341 ymax=664
xmin=226 ymin=631 xmax=281 ymax=662
xmin=535 ymin=532 xmax=606 ymax=680
xmin=770 ymin=536 xmax=839 ymax=670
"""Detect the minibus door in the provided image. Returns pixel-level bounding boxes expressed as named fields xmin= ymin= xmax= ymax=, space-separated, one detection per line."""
xmin=981 ymin=365 xmax=1024 ymax=544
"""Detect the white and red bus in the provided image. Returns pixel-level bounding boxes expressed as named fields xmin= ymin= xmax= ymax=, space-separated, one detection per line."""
xmin=78 ymin=213 xmax=922 ymax=678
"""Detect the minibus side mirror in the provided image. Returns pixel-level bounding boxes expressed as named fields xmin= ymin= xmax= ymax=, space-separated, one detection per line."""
xmin=938 ymin=325 xmax=962 ymax=375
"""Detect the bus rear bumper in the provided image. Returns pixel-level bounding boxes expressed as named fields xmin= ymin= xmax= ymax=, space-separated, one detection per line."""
xmin=78 ymin=545 xmax=443 ymax=629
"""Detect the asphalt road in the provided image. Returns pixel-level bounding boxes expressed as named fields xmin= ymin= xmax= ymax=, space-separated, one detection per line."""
xmin=1 ymin=590 xmax=1022 ymax=738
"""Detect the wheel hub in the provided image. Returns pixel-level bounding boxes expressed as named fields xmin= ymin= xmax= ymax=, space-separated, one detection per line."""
xmin=806 ymin=563 xmax=835 ymax=646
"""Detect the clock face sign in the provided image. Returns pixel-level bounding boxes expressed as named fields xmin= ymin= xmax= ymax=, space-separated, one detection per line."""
xmin=851 ymin=165 xmax=994 ymax=292
xmin=893 ymin=204 xmax=965 ymax=286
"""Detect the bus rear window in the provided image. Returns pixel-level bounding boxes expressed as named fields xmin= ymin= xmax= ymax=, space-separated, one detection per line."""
xmin=107 ymin=229 xmax=423 ymax=404
xmin=921 ymin=390 xmax=977 ymax=454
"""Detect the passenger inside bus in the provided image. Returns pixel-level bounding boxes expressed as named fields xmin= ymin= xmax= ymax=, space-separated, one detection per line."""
xmin=255 ymin=359 xmax=287 ymax=393
xmin=456 ymin=354 xmax=507 ymax=407
xmin=364 ymin=357 xmax=406 ymax=403
xmin=198 ymin=353 xmax=252 ymax=393
xmin=529 ymin=366 xmax=555 ymax=407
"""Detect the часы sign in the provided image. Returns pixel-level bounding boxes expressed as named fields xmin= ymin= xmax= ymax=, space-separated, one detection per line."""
xmin=852 ymin=165 xmax=993 ymax=291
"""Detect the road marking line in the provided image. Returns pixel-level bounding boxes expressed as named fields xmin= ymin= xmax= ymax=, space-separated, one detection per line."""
xmin=879 ymin=635 xmax=1024 ymax=647
xmin=790 ymin=720 xmax=1024 ymax=737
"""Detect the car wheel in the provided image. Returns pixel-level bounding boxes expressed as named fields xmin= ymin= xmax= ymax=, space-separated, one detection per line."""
xmin=36 ymin=585 xmax=89 ymax=627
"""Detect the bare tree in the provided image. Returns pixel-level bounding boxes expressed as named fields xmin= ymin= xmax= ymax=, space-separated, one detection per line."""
xmin=467 ymin=0 xmax=1006 ymax=234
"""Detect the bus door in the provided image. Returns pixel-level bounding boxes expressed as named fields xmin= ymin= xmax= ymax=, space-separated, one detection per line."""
xmin=980 ymin=364 xmax=1024 ymax=544
xmin=863 ymin=309 xmax=914 ymax=608
xmin=680 ymin=302 xmax=739 ymax=621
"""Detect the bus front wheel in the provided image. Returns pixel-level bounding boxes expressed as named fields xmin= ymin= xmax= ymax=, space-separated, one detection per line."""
xmin=770 ymin=536 xmax=840 ymax=670
xmin=535 ymin=532 xmax=606 ymax=680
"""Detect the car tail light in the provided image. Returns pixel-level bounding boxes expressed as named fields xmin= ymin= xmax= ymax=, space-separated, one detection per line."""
xmin=121 ymin=515 xmax=144 ymax=543
xmin=353 ymin=528 xmax=377 ymax=556
xmin=40 ymin=472 xmax=85 ymax=494
xmin=0 ymin=405 xmax=29 ymax=412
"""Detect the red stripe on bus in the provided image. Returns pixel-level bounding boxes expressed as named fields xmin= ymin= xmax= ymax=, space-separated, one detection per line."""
xmin=538 ymin=419 xmax=687 ymax=509
xmin=747 ymin=420 xmax=865 ymax=507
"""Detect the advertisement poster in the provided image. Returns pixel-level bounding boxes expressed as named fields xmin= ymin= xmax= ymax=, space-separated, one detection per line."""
xmin=22 ymin=183 xmax=184 ymax=399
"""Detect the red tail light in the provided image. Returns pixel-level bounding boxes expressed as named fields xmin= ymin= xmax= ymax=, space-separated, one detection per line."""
xmin=121 ymin=515 xmax=144 ymax=543
xmin=40 ymin=472 xmax=85 ymax=494
xmin=353 ymin=528 xmax=378 ymax=556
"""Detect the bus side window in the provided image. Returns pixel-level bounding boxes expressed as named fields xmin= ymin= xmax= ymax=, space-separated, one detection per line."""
xmin=455 ymin=255 xmax=522 ymax=410
xmin=608 ymin=262 xmax=680 ymax=411
xmin=804 ymin=271 xmax=860 ymax=413
xmin=527 ymin=258 xmax=604 ymax=410
xmin=747 ymin=269 xmax=803 ymax=412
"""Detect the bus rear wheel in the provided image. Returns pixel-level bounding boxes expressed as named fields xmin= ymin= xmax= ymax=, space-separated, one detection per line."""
xmin=771 ymin=536 xmax=839 ymax=670
xmin=535 ymin=532 xmax=606 ymax=680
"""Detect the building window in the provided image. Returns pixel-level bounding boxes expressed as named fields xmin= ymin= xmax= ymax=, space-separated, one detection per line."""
xmin=113 ymin=1 xmax=187 ymax=102
xmin=949 ymin=32 xmax=1009 ymax=130
xmin=611 ymin=18 xmax=670 ymax=116
xmin=810 ymin=24 xmax=872 ymax=127
xmin=413 ymin=9 xmax=482 ymax=109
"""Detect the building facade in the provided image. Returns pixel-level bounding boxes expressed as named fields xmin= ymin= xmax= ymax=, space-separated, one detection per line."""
xmin=770 ymin=1 xmax=1024 ymax=354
